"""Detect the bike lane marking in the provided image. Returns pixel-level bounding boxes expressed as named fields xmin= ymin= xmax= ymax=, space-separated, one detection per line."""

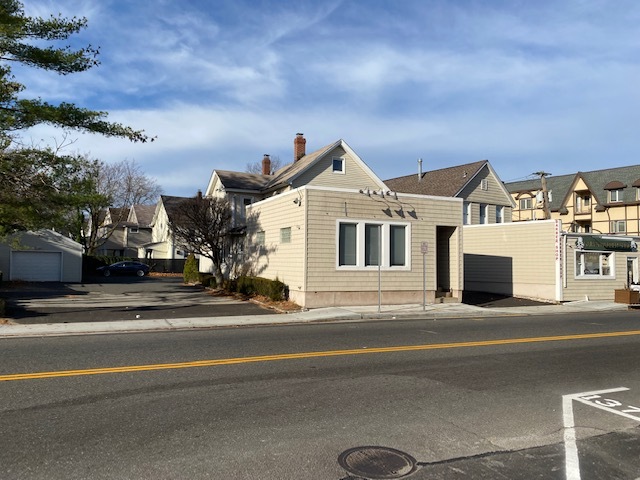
xmin=563 ymin=387 xmax=640 ymax=480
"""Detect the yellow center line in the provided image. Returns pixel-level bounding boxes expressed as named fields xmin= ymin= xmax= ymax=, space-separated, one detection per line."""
xmin=3 ymin=329 xmax=640 ymax=382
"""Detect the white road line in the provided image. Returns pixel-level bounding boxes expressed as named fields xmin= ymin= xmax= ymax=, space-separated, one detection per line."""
xmin=563 ymin=387 xmax=630 ymax=480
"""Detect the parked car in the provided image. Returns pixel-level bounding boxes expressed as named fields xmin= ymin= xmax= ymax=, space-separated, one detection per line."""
xmin=97 ymin=261 xmax=150 ymax=277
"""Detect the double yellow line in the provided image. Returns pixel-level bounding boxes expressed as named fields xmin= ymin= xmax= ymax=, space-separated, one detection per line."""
xmin=2 ymin=329 xmax=640 ymax=382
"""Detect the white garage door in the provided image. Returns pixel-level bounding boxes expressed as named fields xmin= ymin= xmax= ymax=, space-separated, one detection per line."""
xmin=11 ymin=251 xmax=62 ymax=281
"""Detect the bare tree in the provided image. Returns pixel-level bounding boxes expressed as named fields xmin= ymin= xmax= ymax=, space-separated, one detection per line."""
xmin=83 ymin=158 xmax=163 ymax=254
xmin=170 ymin=194 xmax=233 ymax=286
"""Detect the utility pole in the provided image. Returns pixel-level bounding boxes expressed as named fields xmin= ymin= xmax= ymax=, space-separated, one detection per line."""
xmin=533 ymin=171 xmax=551 ymax=220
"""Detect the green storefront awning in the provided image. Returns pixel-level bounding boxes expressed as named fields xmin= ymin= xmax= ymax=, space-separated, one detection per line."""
xmin=581 ymin=236 xmax=636 ymax=252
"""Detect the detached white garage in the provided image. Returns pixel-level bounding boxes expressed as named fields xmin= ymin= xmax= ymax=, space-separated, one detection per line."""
xmin=0 ymin=230 xmax=82 ymax=282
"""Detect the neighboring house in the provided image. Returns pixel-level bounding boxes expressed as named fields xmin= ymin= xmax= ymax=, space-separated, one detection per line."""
xmin=0 ymin=229 xmax=83 ymax=282
xmin=94 ymin=205 xmax=155 ymax=257
xmin=93 ymin=207 xmax=130 ymax=256
xmin=506 ymin=165 xmax=640 ymax=235
xmin=385 ymin=160 xmax=514 ymax=225
xmin=203 ymin=134 xmax=464 ymax=308
xmin=464 ymin=220 xmax=640 ymax=302
xmin=141 ymin=195 xmax=191 ymax=260
xmin=123 ymin=204 xmax=155 ymax=256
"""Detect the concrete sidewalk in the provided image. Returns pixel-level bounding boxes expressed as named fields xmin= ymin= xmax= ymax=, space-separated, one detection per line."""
xmin=0 ymin=299 xmax=631 ymax=338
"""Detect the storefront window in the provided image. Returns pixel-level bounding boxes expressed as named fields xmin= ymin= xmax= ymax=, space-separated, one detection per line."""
xmin=575 ymin=251 xmax=613 ymax=277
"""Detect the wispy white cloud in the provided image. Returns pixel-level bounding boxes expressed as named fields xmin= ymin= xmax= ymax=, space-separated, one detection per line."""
xmin=14 ymin=0 xmax=640 ymax=196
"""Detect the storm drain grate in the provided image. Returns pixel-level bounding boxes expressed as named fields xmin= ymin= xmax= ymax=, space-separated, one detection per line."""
xmin=338 ymin=446 xmax=418 ymax=479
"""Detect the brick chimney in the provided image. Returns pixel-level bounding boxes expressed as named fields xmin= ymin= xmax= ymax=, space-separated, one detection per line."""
xmin=294 ymin=133 xmax=306 ymax=162
xmin=262 ymin=154 xmax=271 ymax=175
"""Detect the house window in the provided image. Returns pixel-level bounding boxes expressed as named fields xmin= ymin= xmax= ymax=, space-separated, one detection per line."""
xmin=519 ymin=197 xmax=532 ymax=210
xmin=479 ymin=204 xmax=487 ymax=224
xmin=389 ymin=225 xmax=406 ymax=266
xmin=256 ymin=231 xmax=265 ymax=245
xmin=480 ymin=179 xmax=488 ymax=191
xmin=609 ymin=189 xmax=623 ymax=203
xmin=463 ymin=202 xmax=471 ymax=225
xmin=575 ymin=251 xmax=613 ymax=277
xmin=364 ymin=224 xmax=381 ymax=266
xmin=332 ymin=157 xmax=345 ymax=174
xmin=496 ymin=206 xmax=504 ymax=223
xmin=611 ymin=220 xmax=626 ymax=233
xmin=129 ymin=227 xmax=139 ymax=233
xmin=280 ymin=227 xmax=291 ymax=244
xmin=575 ymin=194 xmax=591 ymax=213
xmin=338 ymin=223 xmax=357 ymax=266
xmin=337 ymin=220 xmax=410 ymax=269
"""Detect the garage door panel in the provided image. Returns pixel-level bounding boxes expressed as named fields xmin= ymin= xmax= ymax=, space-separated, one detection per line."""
xmin=11 ymin=251 xmax=62 ymax=281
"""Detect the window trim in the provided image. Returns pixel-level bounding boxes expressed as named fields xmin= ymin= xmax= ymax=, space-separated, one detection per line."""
xmin=496 ymin=205 xmax=504 ymax=223
xmin=280 ymin=227 xmax=291 ymax=244
xmin=332 ymin=157 xmax=345 ymax=174
xmin=336 ymin=219 xmax=411 ymax=271
xmin=574 ymin=249 xmax=615 ymax=278
xmin=519 ymin=197 xmax=533 ymax=210
xmin=609 ymin=188 xmax=623 ymax=203
xmin=611 ymin=220 xmax=626 ymax=233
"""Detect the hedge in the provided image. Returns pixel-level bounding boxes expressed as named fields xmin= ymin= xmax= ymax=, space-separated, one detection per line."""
xmin=234 ymin=276 xmax=287 ymax=301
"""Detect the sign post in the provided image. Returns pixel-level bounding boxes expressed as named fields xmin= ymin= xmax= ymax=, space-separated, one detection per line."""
xmin=421 ymin=242 xmax=428 ymax=310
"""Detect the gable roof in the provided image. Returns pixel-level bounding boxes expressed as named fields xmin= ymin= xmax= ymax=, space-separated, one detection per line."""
xmin=159 ymin=195 xmax=190 ymax=223
xmin=505 ymin=164 xmax=640 ymax=211
xmin=384 ymin=160 xmax=488 ymax=197
xmin=210 ymin=138 xmax=386 ymax=195
xmin=128 ymin=204 xmax=156 ymax=227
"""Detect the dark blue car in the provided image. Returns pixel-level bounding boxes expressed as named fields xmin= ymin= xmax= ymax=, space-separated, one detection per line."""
xmin=97 ymin=261 xmax=150 ymax=277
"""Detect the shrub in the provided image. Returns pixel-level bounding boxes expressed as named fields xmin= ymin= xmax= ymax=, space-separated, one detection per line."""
xmin=199 ymin=274 xmax=217 ymax=288
xmin=183 ymin=254 xmax=199 ymax=283
xmin=234 ymin=276 xmax=287 ymax=301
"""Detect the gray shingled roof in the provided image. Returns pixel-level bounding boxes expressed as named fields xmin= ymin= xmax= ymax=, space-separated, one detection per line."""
xmin=160 ymin=195 xmax=191 ymax=222
xmin=384 ymin=160 xmax=488 ymax=197
xmin=215 ymin=141 xmax=341 ymax=193
xmin=505 ymin=165 xmax=640 ymax=211
xmin=215 ymin=171 xmax=271 ymax=191
xmin=130 ymin=204 xmax=156 ymax=227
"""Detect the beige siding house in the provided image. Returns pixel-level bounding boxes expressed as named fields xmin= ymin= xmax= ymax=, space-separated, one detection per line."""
xmin=385 ymin=159 xmax=514 ymax=226
xmin=464 ymin=220 xmax=640 ymax=302
xmin=506 ymin=164 xmax=640 ymax=235
xmin=202 ymin=134 xmax=464 ymax=308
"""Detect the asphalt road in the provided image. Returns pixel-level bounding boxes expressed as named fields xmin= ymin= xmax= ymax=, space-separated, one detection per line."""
xmin=1 ymin=311 xmax=640 ymax=479
xmin=1 ymin=276 xmax=272 ymax=323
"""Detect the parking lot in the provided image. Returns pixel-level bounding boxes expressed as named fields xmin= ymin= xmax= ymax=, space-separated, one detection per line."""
xmin=1 ymin=276 xmax=272 ymax=324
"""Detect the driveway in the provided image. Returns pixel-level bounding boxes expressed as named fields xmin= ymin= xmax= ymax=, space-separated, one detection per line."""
xmin=1 ymin=276 xmax=272 ymax=324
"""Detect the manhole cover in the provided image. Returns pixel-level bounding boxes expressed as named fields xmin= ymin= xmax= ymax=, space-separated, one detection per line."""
xmin=338 ymin=446 xmax=418 ymax=479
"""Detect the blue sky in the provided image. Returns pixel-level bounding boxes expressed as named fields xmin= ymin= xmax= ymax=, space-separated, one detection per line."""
xmin=20 ymin=0 xmax=640 ymax=197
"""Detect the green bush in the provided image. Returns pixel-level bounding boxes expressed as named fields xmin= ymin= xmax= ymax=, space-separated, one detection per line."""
xmin=199 ymin=273 xmax=217 ymax=288
xmin=234 ymin=276 xmax=287 ymax=301
xmin=183 ymin=254 xmax=199 ymax=283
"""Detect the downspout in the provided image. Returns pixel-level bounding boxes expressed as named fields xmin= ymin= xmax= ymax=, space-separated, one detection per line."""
xmin=303 ymin=188 xmax=309 ymax=302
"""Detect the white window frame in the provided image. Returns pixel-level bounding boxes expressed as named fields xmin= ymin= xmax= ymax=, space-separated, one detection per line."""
xmin=129 ymin=227 xmax=139 ymax=234
xmin=609 ymin=189 xmax=622 ymax=203
xmin=480 ymin=179 xmax=488 ymax=191
xmin=280 ymin=227 xmax=291 ymax=244
xmin=463 ymin=202 xmax=471 ymax=225
xmin=336 ymin=220 xmax=411 ymax=271
xmin=519 ymin=197 xmax=532 ymax=210
xmin=496 ymin=205 xmax=504 ymax=223
xmin=611 ymin=220 xmax=626 ymax=233
xmin=479 ymin=204 xmax=488 ymax=224
xmin=575 ymin=250 xmax=614 ymax=278
xmin=332 ymin=157 xmax=345 ymax=174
